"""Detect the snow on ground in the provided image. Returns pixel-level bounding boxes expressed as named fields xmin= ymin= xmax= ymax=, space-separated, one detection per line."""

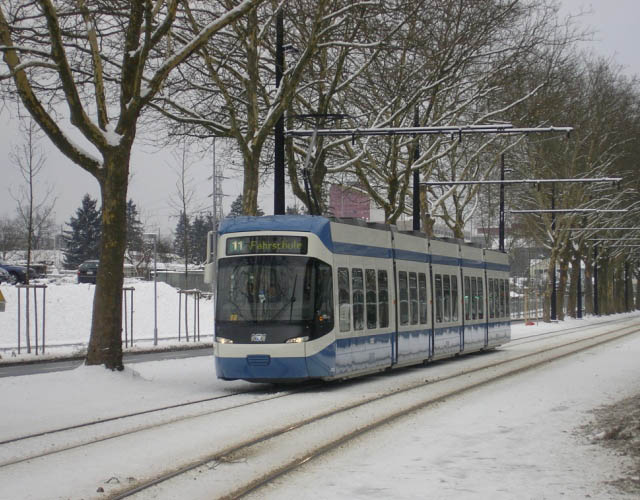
xmin=252 ymin=329 xmax=640 ymax=500
xmin=0 ymin=311 xmax=639 ymax=498
xmin=0 ymin=277 xmax=214 ymax=358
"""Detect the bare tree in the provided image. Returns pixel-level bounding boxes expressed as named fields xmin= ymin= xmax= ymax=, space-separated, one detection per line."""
xmin=0 ymin=0 xmax=265 ymax=369
xmin=169 ymin=142 xmax=202 ymax=277
xmin=284 ymin=0 xmax=577 ymax=228
xmin=0 ymin=216 xmax=23 ymax=261
xmin=9 ymin=118 xmax=57 ymax=278
xmin=149 ymin=0 xmax=384 ymax=215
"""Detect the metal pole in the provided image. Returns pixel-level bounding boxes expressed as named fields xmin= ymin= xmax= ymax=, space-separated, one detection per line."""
xmin=274 ymin=7 xmax=285 ymax=215
xmin=42 ymin=286 xmax=46 ymax=354
xmin=499 ymin=153 xmax=505 ymax=252
xmin=550 ymin=185 xmax=557 ymax=321
xmin=624 ymin=261 xmax=629 ymax=311
xmin=212 ymin=139 xmax=217 ymax=339
xmin=130 ymin=288 xmax=134 ymax=346
xmin=594 ymin=245 xmax=599 ymax=315
xmin=577 ymin=257 xmax=582 ymax=319
xmin=153 ymin=235 xmax=158 ymax=346
xmin=17 ymin=288 xmax=21 ymax=354
xmin=124 ymin=289 xmax=129 ymax=347
xmin=185 ymin=291 xmax=189 ymax=342
xmin=26 ymin=285 xmax=31 ymax=353
xmin=34 ymin=287 xmax=38 ymax=355
xmin=413 ymin=107 xmax=420 ymax=231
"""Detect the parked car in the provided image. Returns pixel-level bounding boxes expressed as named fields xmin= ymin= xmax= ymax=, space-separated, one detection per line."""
xmin=0 ymin=262 xmax=38 ymax=284
xmin=0 ymin=267 xmax=10 ymax=283
xmin=77 ymin=260 xmax=100 ymax=284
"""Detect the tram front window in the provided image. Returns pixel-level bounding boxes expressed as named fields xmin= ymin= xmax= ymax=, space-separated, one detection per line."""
xmin=216 ymin=256 xmax=333 ymax=340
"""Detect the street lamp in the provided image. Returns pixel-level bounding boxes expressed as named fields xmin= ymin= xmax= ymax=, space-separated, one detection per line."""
xmin=144 ymin=232 xmax=158 ymax=346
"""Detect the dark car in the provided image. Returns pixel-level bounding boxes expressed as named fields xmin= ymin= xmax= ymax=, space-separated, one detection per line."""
xmin=77 ymin=260 xmax=100 ymax=284
xmin=0 ymin=267 xmax=10 ymax=283
xmin=0 ymin=262 xmax=38 ymax=284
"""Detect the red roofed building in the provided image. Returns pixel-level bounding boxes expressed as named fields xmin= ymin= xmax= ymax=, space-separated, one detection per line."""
xmin=329 ymin=184 xmax=370 ymax=220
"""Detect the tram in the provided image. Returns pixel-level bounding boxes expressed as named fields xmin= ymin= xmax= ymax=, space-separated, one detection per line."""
xmin=204 ymin=215 xmax=510 ymax=382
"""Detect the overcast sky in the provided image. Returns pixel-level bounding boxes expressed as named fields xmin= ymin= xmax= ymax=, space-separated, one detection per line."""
xmin=1 ymin=0 xmax=638 ymax=237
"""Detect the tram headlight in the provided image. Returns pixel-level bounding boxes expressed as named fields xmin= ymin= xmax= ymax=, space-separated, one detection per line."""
xmin=216 ymin=336 xmax=234 ymax=344
xmin=285 ymin=336 xmax=309 ymax=344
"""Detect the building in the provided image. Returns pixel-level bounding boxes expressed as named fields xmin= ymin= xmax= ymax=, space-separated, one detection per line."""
xmin=328 ymin=184 xmax=370 ymax=220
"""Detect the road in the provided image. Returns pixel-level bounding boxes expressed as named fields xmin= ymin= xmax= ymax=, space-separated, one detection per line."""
xmin=0 ymin=347 xmax=212 ymax=377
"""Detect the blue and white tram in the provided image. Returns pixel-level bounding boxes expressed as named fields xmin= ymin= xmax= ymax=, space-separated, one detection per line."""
xmin=205 ymin=215 xmax=510 ymax=382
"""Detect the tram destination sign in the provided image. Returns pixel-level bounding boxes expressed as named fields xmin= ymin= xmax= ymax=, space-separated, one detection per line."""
xmin=226 ymin=235 xmax=308 ymax=255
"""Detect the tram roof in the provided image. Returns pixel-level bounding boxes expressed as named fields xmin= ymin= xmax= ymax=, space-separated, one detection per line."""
xmin=218 ymin=215 xmax=332 ymax=237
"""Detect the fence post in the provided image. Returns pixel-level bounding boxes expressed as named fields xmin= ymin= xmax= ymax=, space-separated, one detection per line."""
xmin=178 ymin=289 xmax=182 ymax=341
xmin=122 ymin=287 xmax=135 ymax=348
xmin=16 ymin=284 xmax=47 ymax=355
xmin=177 ymin=289 xmax=203 ymax=342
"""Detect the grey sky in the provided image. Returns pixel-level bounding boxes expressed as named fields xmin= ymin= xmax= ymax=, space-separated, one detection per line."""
xmin=1 ymin=0 xmax=638 ymax=236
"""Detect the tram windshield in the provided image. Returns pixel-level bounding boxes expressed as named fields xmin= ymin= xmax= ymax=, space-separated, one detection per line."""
xmin=216 ymin=256 xmax=333 ymax=324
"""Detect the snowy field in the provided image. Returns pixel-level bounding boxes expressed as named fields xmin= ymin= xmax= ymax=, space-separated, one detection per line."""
xmin=0 ymin=300 xmax=639 ymax=498
xmin=0 ymin=277 xmax=214 ymax=357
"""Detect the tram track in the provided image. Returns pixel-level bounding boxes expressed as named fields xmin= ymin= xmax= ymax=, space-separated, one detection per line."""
xmin=505 ymin=314 xmax=634 ymax=346
xmin=0 ymin=384 xmax=319 ymax=469
xmin=106 ymin=318 xmax=640 ymax=499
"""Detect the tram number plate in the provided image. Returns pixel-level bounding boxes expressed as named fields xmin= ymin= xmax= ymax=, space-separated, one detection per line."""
xmin=227 ymin=236 xmax=308 ymax=255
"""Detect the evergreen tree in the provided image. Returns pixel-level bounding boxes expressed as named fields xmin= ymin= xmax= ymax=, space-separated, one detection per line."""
xmin=286 ymin=205 xmax=307 ymax=215
xmin=229 ymin=194 xmax=264 ymax=216
xmin=190 ymin=214 xmax=212 ymax=264
xmin=173 ymin=211 xmax=191 ymax=262
xmin=125 ymin=199 xmax=144 ymax=253
xmin=63 ymin=194 xmax=101 ymax=269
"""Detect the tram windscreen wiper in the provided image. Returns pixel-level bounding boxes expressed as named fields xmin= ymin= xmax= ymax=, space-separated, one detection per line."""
xmin=289 ymin=275 xmax=297 ymax=321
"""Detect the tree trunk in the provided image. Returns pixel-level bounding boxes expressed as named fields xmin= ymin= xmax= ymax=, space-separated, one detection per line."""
xmin=613 ymin=258 xmax=624 ymax=313
xmin=85 ymin=150 xmax=130 ymax=370
xmin=598 ymin=256 xmax=613 ymax=314
xmin=584 ymin=250 xmax=593 ymax=315
xmin=242 ymin=146 xmax=261 ymax=215
xmin=542 ymin=252 xmax=556 ymax=322
xmin=567 ymin=252 xmax=580 ymax=318
xmin=557 ymin=253 xmax=569 ymax=321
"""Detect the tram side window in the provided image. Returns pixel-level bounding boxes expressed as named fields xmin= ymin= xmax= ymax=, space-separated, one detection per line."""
xmin=338 ymin=268 xmax=351 ymax=332
xmin=493 ymin=278 xmax=498 ymax=319
xmin=488 ymin=279 xmax=494 ymax=319
xmin=471 ymin=277 xmax=478 ymax=320
xmin=477 ymin=277 xmax=484 ymax=320
xmin=505 ymin=279 xmax=510 ymax=317
xmin=418 ymin=273 xmax=428 ymax=324
xmin=399 ymin=271 xmax=409 ymax=326
xmin=451 ymin=275 xmax=458 ymax=322
xmin=315 ymin=263 xmax=334 ymax=327
xmin=435 ymin=274 xmax=443 ymax=323
xmin=409 ymin=272 xmax=418 ymax=325
xmin=378 ymin=270 xmax=389 ymax=328
xmin=464 ymin=276 xmax=471 ymax=321
xmin=365 ymin=269 xmax=377 ymax=329
xmin=443 ymin=274 xmax=451 ymax=322
xmin=499 ymin=279 xmax=506 ymax=317
xmin=352 ymin=268 xmax=364 ymax=331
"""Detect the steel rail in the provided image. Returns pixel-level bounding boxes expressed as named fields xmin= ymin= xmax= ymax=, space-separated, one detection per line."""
xmin=108 ymin=320 xmax=640 ymax=499
xmin=0 ymin=385 xmax=320 ymax=469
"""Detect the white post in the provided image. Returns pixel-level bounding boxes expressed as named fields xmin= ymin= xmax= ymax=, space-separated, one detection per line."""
xmin=144 ymin=232 xmax=159 ymax=345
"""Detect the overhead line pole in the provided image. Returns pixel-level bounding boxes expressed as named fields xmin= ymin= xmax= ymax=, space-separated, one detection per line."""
xmin=274 ymin=7 xmax=285 ymax=215
xmin=413 ymin=108 xmax=420 ymax=231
